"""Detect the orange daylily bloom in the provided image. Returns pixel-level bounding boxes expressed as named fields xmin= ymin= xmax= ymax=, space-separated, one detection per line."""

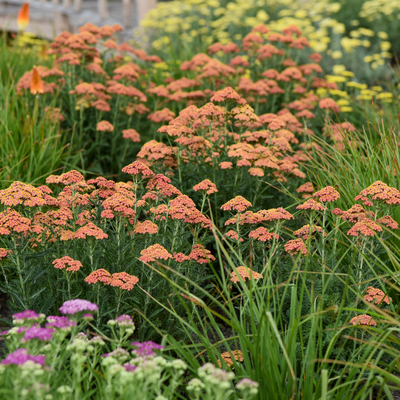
xmin=17 ymin=3 xmax=30 ymax=31
xmin=30 ymin=67 xmax=44 ymax=95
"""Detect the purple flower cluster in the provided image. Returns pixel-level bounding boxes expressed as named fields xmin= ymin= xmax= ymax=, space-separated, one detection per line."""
xmin=131 ymin=341 xmax=165 ymax=357
xmin=1 ymin=348 xmax=45 ymax=366
xmin=59 ymin=299 xmax=98 ymax=315
xmin=22 ymin=326 xmax=55 ymax=342
xmin=123 ymin=364 xmax=137 ymax=372
xmin=103 ymin=348 xmax=129 ymax=359
xmin=115 ymin=315 xmax=134 ymax=327
xmin=46 ymin=316 xmax=76 ymax=330
xmin=13 ymin=310 xmax=42 ymax=323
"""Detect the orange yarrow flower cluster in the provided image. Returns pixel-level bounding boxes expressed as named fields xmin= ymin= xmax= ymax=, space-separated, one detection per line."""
xmin=221 ymin=196 xmax=252 ymax=213
xmin=122 ymin=161 xmax=155 ymax=178
xmin=312 ymin=186 xmax=340 ymax=203
xmin=85 ymin=269 xmax=139 ymax=291
xmin=217 ymin=350 xmax=244 ymax=368
xmin=224 ymin=230 xmax=243 ymax=242
xmin=249 ymin=227 xmax=279 ymax=242
xmin=349 ymin=314 xmax=377 ymax=327
xmin=0 ymin=248 xmax=12 ymax=259
xmin=122 ymin=129 xmax=141 ymax=142
xmin=193 ymin=179 xmax=218 ymax=195
xmin=293 ymin=224 xmax=324 ymax=240
xmin=46 ymin=170 xmax=85 ymax=186
xmin=189 ymin=244 xmax=216 ymax=264
xmin=61 ymin=222 xmax=108 ymax=241
xmin=284 ymin=238 xmax=307 ymax=255
xmin=52 ymin=256 xmax=83 ymax=272
xmin=297 ymin=198 xmax=324 ymax=212
xmin=0 ymin=182 xmax=48 ymax=207
xmin=230 ymin=266 xmax=263 ymax=283
xmin=257 ymin=207 xmax=294 ymax=222
xmin=0 ymin=208 xmax=31 ymax=235
xmin=139 ymin=244 xmax=172 ymax=263
xmin=97 ymin=121 xmax=114 ymax=132
xmin=364 ymin=286 xmax=392 ymax=305
xmin=134 ymin=220 xmax=158 ymax=235
xmin=355 ymin=181 xmax=400 ymax=206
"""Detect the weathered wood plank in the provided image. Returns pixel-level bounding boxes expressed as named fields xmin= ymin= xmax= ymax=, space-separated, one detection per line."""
xmin=0 ymin=0 xmax=158 ymax=39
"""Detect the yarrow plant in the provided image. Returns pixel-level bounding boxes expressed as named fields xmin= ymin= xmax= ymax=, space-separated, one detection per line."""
xmin=0 ymin=299 xmax=258 ymax=400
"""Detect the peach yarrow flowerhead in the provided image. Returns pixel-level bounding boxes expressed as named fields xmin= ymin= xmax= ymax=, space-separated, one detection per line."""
xmin=134 ymin=220 xmax=158 ymax=235
xmin=378 ymin=215 xmax=399 ymax=230
xmin=248 ymin=227 xmax=279 ymax=242
xmin=52 ymin=256 xmax=83 ymax=272
xmin=347 ymin=219 xmax=382 ymax=237
xmin=122 ymin=129 xmax=141 ymax=142
xmin=74 ymin=222 xmax=108 ymax=240
xmin=0 ymin=248 xmax=12 ymax=259
xmin=0 ymin=208 xmax=31 ymax=235
xmin=46 ymin=170 xmax=85 ymax=186
xmin=364 ymin=287 xmax=392 ymax=305
xmin=297 ymin=198 xmax=324 ymax=212
xmin=122 ymin=161 xmax=154 ymax=178
xmin=256 ymin=208 xmax=294 ymax=222
xmin=96 ymin=120 xmax=114 ymax=132
xmin=189 ymin=244 xmax=216 ymax=264
xmin=356 ymin=181 xmax=400 ymax=206
xmin=85 ymin=269 xmax=112 ymax=285
xmin=339 ymin=205 xmax=370 ymax=222
xmin=108 ymin=272 xmax=139 ymax=291
xmin=349 ymin=314 xmax=376 ymax=327
xmin=219 ymin=161 xmax=233 ymax=170
xmin=217 ymin=350 xmax=244 ymax=368
xmin=312 ymin=186 xmax=340 ymax=203
xmin=193 ymin=179 xmax=218 ymax=195
xmin=230 ymin=266 xmax=263 ymax=283
xmin=173 ymin=252 xmax=191 ymax=262
xmin=225 ymin=230 xmax=244 ymax=242
xmin=85 ymin=270 xmax=138 ymax=291
xmin=210 ymin=87 xmax=246 ymax=105
xmin=293 ymin=224 xmax=324 ymax=240
xmin=221 ymin=196 xmax=252 ymax=213
xmin=0 ymin=181 xmax=48 ymax=207
xmin=284 ymin=239 xmax=307 ymax=255
xmin=139 ymin=244 xmax=172 ymax=263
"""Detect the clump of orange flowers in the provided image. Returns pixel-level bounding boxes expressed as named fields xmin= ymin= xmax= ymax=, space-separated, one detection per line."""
xmin=85 ymin=269 xmax=139 ymax=291
xmin=139 ymin=244 xmax=173 ymax=263
xmin=221 ymin=196 xmax=252 ymax=213
xmin=217 ymin=350 xmax=244 ymax=368
xmin=193 ymin=179 xmax=218 ymax=195
xmin=52 ymin=256 xmax=82 ymax=272
xmin=364 ymin=287 xmax=392 ymax=305
xmin=230 ymin=266 xmax=263 ymax=283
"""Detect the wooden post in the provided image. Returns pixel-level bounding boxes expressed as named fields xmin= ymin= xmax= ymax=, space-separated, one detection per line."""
xmin=137 ymin=0 xmax=157 ymax=25
xmin=123 ymin=0 xmax=131 ymax=28
xmin=63 ymin=0 xmax=71 ymax=8
xmin=74 ymin=0 xmax=82 ymax=11
xmin=98 ymin=0 xmax=108 ymax=19
xmin=52 ymin=0 xmax=60 ymax=5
